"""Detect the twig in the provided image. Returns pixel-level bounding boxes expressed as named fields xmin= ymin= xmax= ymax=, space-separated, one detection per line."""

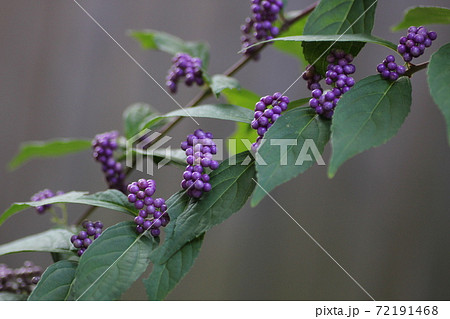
xmin=405 ymin=61 xmax=429 ymax=78
xmin=76 ymin=205 xmax=97 ymax=225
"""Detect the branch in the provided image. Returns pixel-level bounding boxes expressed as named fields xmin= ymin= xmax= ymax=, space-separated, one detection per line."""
xmin=75 ymin=205 xmax=97 ymax=225
xmin=405 ymin=61 xmax=429 ymax=78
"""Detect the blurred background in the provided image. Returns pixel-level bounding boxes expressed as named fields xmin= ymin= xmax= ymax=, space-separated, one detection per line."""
xmin=0 ymin=0 xmax=449 ymax=300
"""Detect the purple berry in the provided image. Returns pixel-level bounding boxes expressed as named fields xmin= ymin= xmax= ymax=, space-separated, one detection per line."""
xmin=139 ymin=210 xmax=148 ymax=218
xmin=381 ymin=70 xmax=390 ymax=79
xmin=428 ymin=31 xmax=437 ymax=40
xmin=152 ymin=219 xmax=162 ymax=228
xmin=386 ymin=55 xmax=395 ymax=63
xmin=397 ymin=44 xmax=406 ymax=54
xmin=410 ymin=46 xmax=421 ymax=57
xmin=134 ymin=200 xmax=144 ymax=210
xmin=86 ymin=227 xmax=96 ymax=236
xmin=210 ymin=160 xmax=219 ymax=170
xmin=73 ymin=239 xmax=83 ymax=249
xmin=146 ymin=205 xmax=155 ymax=215
xmin=312 ymin=89 xmax=322 ymax=99
xmin=143 ymin=220 xmax=153 ymax=230
xmin=387 ymin=62 xmax=397 ymax=70
xmin=345 ymin=77 xmax=355 ymax=87
xmin=150 ymin=229 xmax=160 ymax=237
xmin=309 ymin=98 xmax=319 ymax=108
xmin=389 ymin=72 xmax=399 ymax=81
xmin=78 ymin=231 xmax=88 ymax=240
xmin=403 ymin=53 xmax=412 ymax=62
xmin=83 ymin=238 xmax=92 ymax=248
xmin=396 ymin=65 xmax=406 ymax=75
xmin=377 ymin=64 xmax=386 ymax=72
xmin=134 ymin=216 xmax=144 ymax=225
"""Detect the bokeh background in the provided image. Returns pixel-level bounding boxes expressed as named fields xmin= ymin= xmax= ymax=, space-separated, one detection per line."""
xmin=0 ymin=0 xmax=449 ymax=300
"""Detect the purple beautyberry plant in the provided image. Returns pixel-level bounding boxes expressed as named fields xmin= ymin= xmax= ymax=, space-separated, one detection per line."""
xmin=1 ymin=1 xmax=449 ymax=302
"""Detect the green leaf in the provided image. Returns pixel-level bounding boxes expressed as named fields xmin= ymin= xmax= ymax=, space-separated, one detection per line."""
xmin=251 ymin=108 xmax=330 ymax=206
xmin=0 ymin=228 xmax=75 ymax=256
xmin=222 ymin=88 xmax=261 ymax=155
xmin=138 ymin=115 xmax=171 ymax=131
xmin=246 ymin=34 xmax=396 ymax=53
xmin=130 ymin=30 xmax=186 ymax=54
xmin=228 ymin=122 xmax=259 ymax=156
xmin=273 ymin=10 xmax=309 ymax=65
xmin=131 ymin=148 xmax=187 ymax=167
xmin=302 ymin=0 xmax=378 ymax=73
xmin=51 ymin=251 xmax=78 ymax=263
xmin=0 ymin=190 xmax=137 ymax=228
xmin=69 ymin=222 xmax=158 ymax=301
xmin=221 ymin=88 xmax=260 ymax=110
xmin=210 ymin=75 xmax=240 ymax=98
xmin=8 ymin=139 xmax=91 ymax=170
xmin=329 ymin=75 xmax=412 ymax=178
xmin=130 ymin=30 xmax=210 ymax=68
xmin=148 ymin=104 xmax=254 ymax=124
xmin=288 ymin=97 xmax=310 ymax=110
xmin=392 ymin=6 xmax=450 ymax=31
xmin=152 ymin=152 xmax=256 ymax=264
xmin=28 ymin=260 xmax=78 ymax=301
xmin=0 ymin=292 xmax=27 ymax=301
xmin=143 ymin=191 xmax=199 ymax=300
xmin=144 ymin=234 xmax=204 ymax=301
xmin=428 ymin=43 xmax=450 ymax=145
xmin=66 ymin=190 xmax=137 ymax=216
xmin=123 ymin=103 xmax=158 ymax=139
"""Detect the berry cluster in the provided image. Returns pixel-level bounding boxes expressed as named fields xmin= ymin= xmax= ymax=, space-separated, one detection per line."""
xmin=0 ymin=261 xmax=42 ymax=295
xmin=309 ymin=88 xmax=342 ymax=120
xmin=308 ymin=49 xmax=356 ymax=119
xmin=251 ymin=93 xmax=290 ymax=150
xmin=166 ymin=53 xmax=204 ymax=94
xmin=376 ymin=55 xmax=406 ymax=81
xmin=127 ymin=179 xmax=170 ymax=236
xmin=92 ymin=131 xmax=125 ymax=192
xmin=180 ymin=129 xmax=219 ymax=199
xmin=302 ymin=65 xmax=322 ymax=91
xmin=324 ymin=49 xmax=356 ymax=94
xmin=30 ymin=189 xmax=64 ymax=214
xmin=397 ymin=26 xmax=437 ymax=63
xmin=70 ymin=220 xmax=104 ymax=256
xmin=240 ymin=0 xmax=283 ymax=58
